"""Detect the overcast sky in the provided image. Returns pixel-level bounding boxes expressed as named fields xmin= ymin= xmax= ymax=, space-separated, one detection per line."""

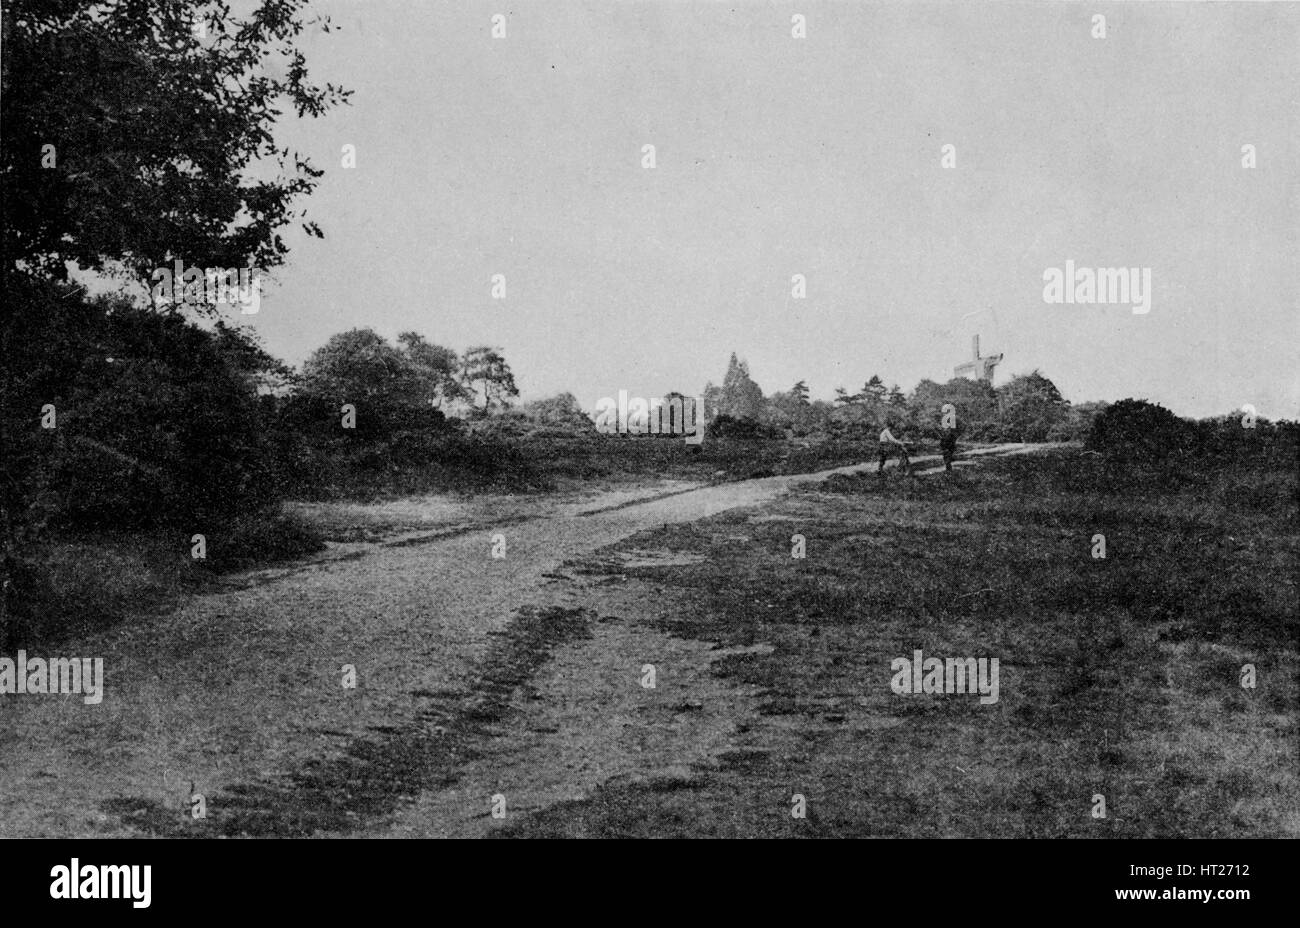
xmin=234 ymin=0 xmax=1298 ymax=419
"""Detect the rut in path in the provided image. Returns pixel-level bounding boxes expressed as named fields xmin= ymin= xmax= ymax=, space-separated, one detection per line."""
xmin=105 ymin=605 xmax=594 ymax=837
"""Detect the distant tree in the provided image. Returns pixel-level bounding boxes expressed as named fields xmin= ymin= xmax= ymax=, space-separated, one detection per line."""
xmin=397 ymin=332 xmax=466 ymax=410
xmin=1049 ymin=400 xmax=1109 ymax=442
xmin=762 ymin=389 xmax=797 ymax=433
xmin=806 ymin=399 xmax=835 ymax=434
xmin=718 ymin=353 xmax=764 ymax=420
xmin=460 ymin=346 xmax=519 ymax=411
xmin=762 ymin=382 xmax=829 ymax=436
xmin=863 ymin=375 xmax=888 ymax=406
xmin=659 ymin=391 xmax=702 ymax=432
xmin=829 ymin=400 xmax=875 ymax=436
xmin=302 ymin=329 xmax=420 ymax=404
xmin=908 ymin=377 xmax=999 ymax=438
xmin=522 ymin=392 xmax=594 ymax=432
xmin=996 ymin=370 xmax=1069 ymax=442
xmin=827 ymin=374 xmax=895 ymax=432
xmin=297 ymin=328 xmax=442 ymax=441
xmin=702 ymin=382 xmax=724 ymax=421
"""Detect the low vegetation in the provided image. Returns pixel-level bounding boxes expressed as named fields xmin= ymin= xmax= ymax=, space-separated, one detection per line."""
xmin=497 ymin=437 xmax=1298 ymax=837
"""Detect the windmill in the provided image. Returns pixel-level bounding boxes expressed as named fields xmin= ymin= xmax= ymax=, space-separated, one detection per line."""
xmin=953 ymin=334 xmax=1003 ymax=383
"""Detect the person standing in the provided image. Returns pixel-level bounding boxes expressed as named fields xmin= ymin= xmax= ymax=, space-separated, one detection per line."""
xmin=940 ymin=425 xmax=958 ymax=473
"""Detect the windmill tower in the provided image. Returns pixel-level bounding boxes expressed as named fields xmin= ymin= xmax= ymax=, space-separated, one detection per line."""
xmin=954 ymin=335 xmax=1003 ymax=383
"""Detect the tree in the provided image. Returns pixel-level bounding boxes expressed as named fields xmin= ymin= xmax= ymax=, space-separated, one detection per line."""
xmin=522 ymin=393 xmax=594 ymax=432
xmin=1 ymin=1 xmax=347 ymax=642
xmin=863 ymin=375 xmax=888 ymax=407
xmin=298 ymin=328 xmax=438 ymax=440
xmin=828 ymin=398 xmax=875 ymax=436
xmin=996 ymin=370 xmax=1069 ymax=442
xmin=702 ymin=382 xmax=723 ymax=421
xmin=718 ymin=353 xmax=764 ymax=420
xmin=763 ymin=381 xmax=819 ymax=435
xmin=397 ymin=332 xmax=466 ymax=410
xmin=908 ymin=377 xmax=999 ymax=438
xmin=302 ymin=329 xmax=419 ymax=403
xmin=460 ymin=346 xmax=519 ymax=411
xmin=2 ymin=0 xmax=350 ymax=285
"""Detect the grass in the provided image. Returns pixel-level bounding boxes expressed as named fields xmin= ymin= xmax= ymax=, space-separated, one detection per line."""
xmin=494 ymin=448 xmax=1299 ymax=837
xmin=2 ymin=510 xmax=325 ymax=650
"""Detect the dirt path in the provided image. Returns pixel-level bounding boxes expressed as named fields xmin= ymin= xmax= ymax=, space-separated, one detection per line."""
xmin=0 ymin=444 xmax=1034 ymax=837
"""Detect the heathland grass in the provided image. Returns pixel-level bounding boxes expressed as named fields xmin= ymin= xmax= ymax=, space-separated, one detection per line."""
xmin=5 ymin=511 xmax=325 ymax=649
xmin=495 ymin=449 xmax=1298 ymax=837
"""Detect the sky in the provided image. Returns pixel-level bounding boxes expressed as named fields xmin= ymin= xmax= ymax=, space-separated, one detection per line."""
xmin=222 ymin=0 xmax=1298 ymax=419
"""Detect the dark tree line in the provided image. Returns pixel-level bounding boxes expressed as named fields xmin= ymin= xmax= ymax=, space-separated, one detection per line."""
xmin=2 ymin=1 xmax=350 ymax=637
xmin=701 ymin=351 xmax=1094 ymax=442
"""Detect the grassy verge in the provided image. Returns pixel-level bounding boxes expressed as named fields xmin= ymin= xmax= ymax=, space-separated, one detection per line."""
xmin=496 ymin=449 xmax=1298 ymax=837
xmin=2 ymin=510 xmax=324 ymax=649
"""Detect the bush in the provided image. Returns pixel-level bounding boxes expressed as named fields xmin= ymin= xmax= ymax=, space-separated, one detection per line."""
xmin=710 ymin=414 xmax=781 ymax=440
xmin=2 ymin=276 xmax=283 ymax=530
xmin=201 ymin=512 xmax=326 ymax=572
xmin=1087 ymin=398 xmax=1196 ymax=463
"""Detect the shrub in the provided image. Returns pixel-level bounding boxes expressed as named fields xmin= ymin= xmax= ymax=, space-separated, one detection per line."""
xmin=710 ymin=415 xmax=781 ymax=441
xmin=2 ymin=277 xmax=283 ymax=530
xmin=1087 ymin=398 xmax=1196 ymax=463
xmin=201 ymin=512 xmax=326 ymax=572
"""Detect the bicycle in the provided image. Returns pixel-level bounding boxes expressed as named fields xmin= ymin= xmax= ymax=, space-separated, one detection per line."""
xmin=878 ymin=442 xmax=913 ymax=476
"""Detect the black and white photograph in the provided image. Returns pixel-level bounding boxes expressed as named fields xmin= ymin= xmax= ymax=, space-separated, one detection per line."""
xmin=1 ymin=0 xmax=1294 ymax=911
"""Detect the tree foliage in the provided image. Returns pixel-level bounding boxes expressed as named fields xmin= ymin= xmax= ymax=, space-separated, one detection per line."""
xmin=398 ymin=332 xmax=466 ymax=410
xmin=2 ymin=0 xmax=350 ymax=285
xmin=2 ymin=276 xmax=283 ymax=529
xmin=460 ymin=346 xmax=519 ymax=411
xmin=995 ymin=370 xmax=1068 ymax=442
xmin=521 ymin=392 xmax=594 ymax=432
xmin=718 ymin=353 xmax=764 ymax=420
